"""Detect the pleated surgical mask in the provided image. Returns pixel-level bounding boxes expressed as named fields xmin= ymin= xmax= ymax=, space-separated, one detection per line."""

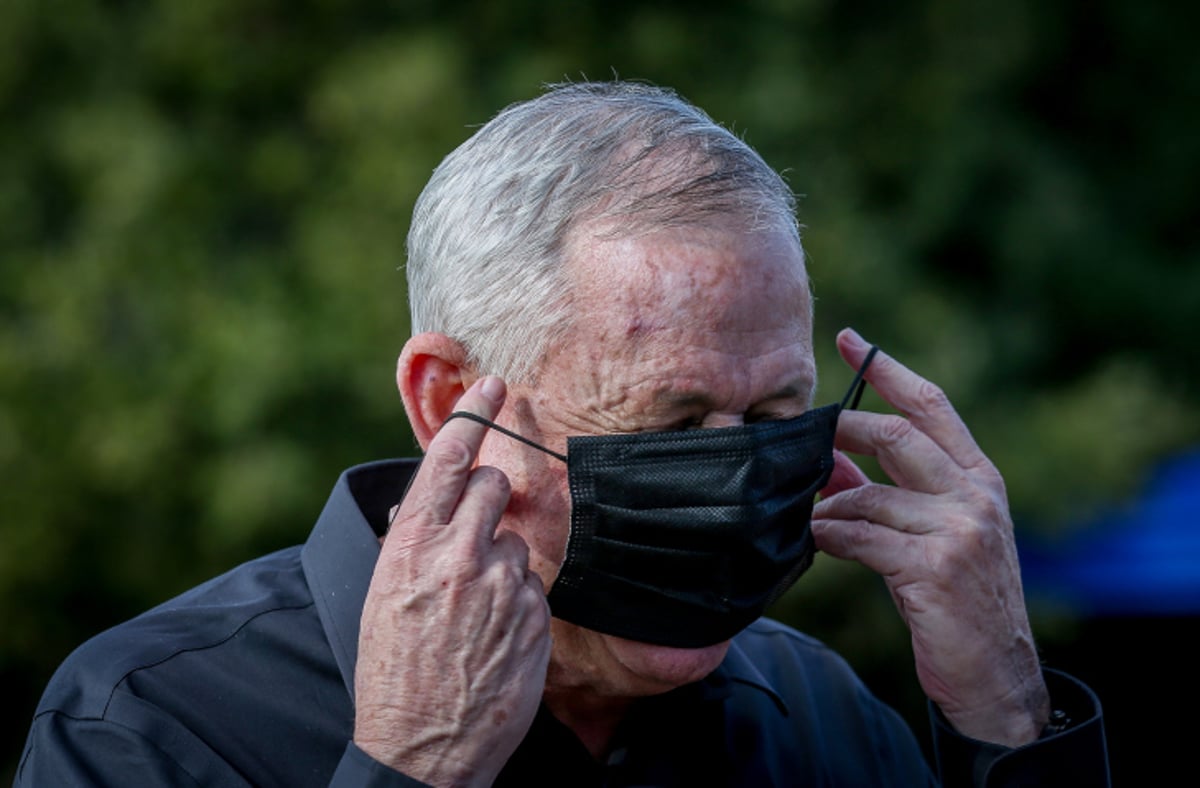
xmin=445 ymin=347 xmax=878 ymax=648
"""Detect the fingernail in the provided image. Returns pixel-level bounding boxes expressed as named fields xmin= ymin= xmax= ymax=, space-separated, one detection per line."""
xmin=842 ymin=327 xmax=866 ymax=349
xmin=481 ymin=376 xmax=505 ymax=403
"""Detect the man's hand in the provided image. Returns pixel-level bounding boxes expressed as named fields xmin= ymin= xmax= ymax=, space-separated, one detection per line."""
xmin=812 ymin=328 xmax=1051 ymax=747
xmin=354 ymin=376 xmax=552 ymax=786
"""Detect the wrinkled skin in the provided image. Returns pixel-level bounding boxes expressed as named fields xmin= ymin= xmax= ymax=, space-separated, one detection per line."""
xmin=353 ymin=220 xmax=1049 ymax=785
xmin=355 ymin=378 xmax=553 ymax=786
xmin=813 ymin=330 xmax=1049 ymax=745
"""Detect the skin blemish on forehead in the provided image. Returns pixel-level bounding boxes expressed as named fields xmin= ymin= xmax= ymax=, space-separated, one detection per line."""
xmin=536 ymin=219 xmax=815 ymax=434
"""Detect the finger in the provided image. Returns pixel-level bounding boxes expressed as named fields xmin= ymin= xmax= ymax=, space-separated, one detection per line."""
xmin=449 ymin=465 xmax=512 ymax=550
xmin=523 ymin=567 xmax=549 ymax=598
xmin=396 ymin=376 xmax=507 ymax=528
xmin=489 ymin=531 xmax=552 ymax=633
xmin=836 ymin=410 xmax=969 ymax=494
xmin=814 ymin=483 xmax=946 ymax=536
xmin=810 ymin=517 xmax=915 ymax=578
xmin=515 ymin=574 xmax=553 ymax=642
xmin=490 ymin=526 xmax=531 ymax=570
xmin=837 ymin=328 xmax=992 ymax=472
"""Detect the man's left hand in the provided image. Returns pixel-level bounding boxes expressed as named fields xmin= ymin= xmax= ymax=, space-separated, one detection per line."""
xmin=812 ymin=328 xmax=1051 ymax=747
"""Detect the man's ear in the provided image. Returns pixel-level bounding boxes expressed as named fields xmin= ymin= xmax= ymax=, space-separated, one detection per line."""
xmin=397 ymin=333 xmax=476 ymax=451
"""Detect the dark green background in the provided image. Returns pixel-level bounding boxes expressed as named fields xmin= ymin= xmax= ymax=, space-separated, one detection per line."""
xmin=3 ymin=1 xmax=1197 ymax=783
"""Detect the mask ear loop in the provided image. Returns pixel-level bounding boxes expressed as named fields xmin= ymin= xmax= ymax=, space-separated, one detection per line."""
xmin=392 ymin=411 xmax=567 ymax=532
xmin=443 ymin=411 xmax=569 ymax=463
xmin=839 ymin=345 xmax=880 ymax=412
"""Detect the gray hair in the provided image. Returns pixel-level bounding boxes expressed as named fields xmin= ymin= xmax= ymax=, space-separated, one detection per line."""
xmin=405 ymin=81 xmax=799 ymax=383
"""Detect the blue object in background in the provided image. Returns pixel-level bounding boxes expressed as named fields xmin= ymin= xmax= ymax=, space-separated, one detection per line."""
xmin=1019 ymin=448 xmax=1200 ymax=616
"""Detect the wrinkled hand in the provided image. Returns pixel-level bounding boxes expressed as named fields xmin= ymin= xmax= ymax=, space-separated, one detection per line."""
xmin=354 ymin=377 xmax=552 ymax=786
xmin=812 ymin=329 xmax=1050 ymax=746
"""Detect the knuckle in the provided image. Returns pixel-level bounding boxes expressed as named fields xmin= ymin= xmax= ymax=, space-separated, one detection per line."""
xmin=503 ymin=560 xmax=528 ymax=587
xmin=965 ymin=486 xmax=1008 ymax=528
xmin=525 ymin=568 xmax=547 ymax=594
xmin=495 ymin=529 xmax=530 ymax=561
xmin=976 ymin=460 xmax=1007 ymax=491
xmin=427 ymin=434 xmax=474 ymax=474
xmin=850 ymin=484 xmax=888 ymax=512
xmin=915 ymin=379 xmax=951 ymax=412
xmin=482 ymin=557 xmax=517 ymax=589
xmin=844 ymin=520 xmax=875 ymax=551
xmin=876 ymin=414 xmax=915 ymax=446
xmin=954 ymin=513 xmax=991 ymax=548
xmin=947 ymin=506 xmax=1004 ymax=558
xmin=980 ymin=494 xmax=1006 ymax=528
xmin=831 ymin=485 xmax=882 ymax=522
xmin=472 ymin=465 xmax=512 ymax=498
xmin=521 ymin=578 xmax=550 ymax=612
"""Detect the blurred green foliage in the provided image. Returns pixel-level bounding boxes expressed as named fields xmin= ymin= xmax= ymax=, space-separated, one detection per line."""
xmin=3 ymin=0 xmax=1197 ymax=778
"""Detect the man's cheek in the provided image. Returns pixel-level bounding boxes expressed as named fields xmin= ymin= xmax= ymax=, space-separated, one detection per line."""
xmin=504 ymin=470 xmax=571 ymax=589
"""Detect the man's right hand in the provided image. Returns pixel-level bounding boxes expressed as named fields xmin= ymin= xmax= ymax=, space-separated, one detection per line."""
xmin=354 ymin=376 xmax=552 ymax=787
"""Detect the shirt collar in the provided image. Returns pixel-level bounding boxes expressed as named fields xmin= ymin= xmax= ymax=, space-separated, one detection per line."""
xmin=301 ymin=458 xmax=790 ymax=717
xmin=301 ymin=459 xmax=418 ymax=700
xmin=719 ymin=634 xmax=791 ymax=716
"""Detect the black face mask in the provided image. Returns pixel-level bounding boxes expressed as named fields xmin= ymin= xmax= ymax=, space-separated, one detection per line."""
xmin=445 ymin=347 xmax=878 ymax=649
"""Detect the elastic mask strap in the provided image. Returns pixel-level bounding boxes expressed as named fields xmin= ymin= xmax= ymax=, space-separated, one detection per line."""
xmin=444 ymin=349 xmax=878 ymax=458
xmin=839 ymin=345 xmax=880 ymax=412
xmin=443 ymin=411 xmax=568 ymax=463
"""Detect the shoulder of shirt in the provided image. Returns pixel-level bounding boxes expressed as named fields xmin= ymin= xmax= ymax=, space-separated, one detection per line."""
xmin=33 ymin=545 xmax=311 ymax=722
xmin=734 ymin=616 xmax=848 ymax=663
xmin=726 ymin=617 xmax=876 ymax=711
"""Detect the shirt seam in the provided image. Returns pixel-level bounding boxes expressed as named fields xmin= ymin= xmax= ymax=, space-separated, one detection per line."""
xmin=21 ymin=709 xmax=206 ymax=788
xmin=98 ymin=600 xmax=315 ymax=718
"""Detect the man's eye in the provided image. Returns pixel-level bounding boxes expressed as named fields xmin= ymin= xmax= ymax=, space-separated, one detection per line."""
xmin=746 ymin=411 xmax=792 ymax=424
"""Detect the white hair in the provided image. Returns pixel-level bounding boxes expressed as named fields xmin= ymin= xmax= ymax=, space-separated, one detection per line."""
xmin=405 ymin=81 xmax=800 ymax=383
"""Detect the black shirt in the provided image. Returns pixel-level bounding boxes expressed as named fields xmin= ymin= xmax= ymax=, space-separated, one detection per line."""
xmin=17 ymin=460 xmax=1110 ymax=787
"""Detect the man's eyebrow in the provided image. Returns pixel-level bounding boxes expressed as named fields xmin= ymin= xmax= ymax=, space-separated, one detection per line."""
xmin=657 ymin=381 xmax=811 ymax=410
xmin=763 ymin=382 xmax=807 ymax=401
xmin=756 ymin=382 xmax=817 ymax=407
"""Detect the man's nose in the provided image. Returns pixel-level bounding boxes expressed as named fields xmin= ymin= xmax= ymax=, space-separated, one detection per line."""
xmin=700 ymin=412 xmax=745 ymax=429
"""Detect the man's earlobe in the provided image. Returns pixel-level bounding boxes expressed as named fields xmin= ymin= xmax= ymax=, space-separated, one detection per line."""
xmin=397 ymin=333 xmax=473 ymax=449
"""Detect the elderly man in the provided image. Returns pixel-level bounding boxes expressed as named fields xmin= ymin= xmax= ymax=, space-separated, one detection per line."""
xmin=18 ymin=82 xmax=1109 ymax=786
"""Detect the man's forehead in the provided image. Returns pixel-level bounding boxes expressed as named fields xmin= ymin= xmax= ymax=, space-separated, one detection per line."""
xmin=533 ymin=219 xmax=816 ymax=418
xmin=564 ymin=222 xmax=811 ymax=327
